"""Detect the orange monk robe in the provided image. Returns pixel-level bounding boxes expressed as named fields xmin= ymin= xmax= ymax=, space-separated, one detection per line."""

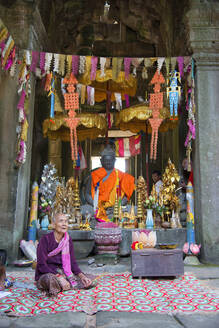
xmin=91 ymin=168 xmax=135 ymax=209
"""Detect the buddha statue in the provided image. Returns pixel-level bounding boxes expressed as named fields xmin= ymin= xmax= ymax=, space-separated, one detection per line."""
xmin=82 ymin=145 xmax=135 ymax=222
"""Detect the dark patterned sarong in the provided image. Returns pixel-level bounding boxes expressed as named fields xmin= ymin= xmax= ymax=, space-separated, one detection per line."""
xmin=37 ymin=272 xmax=98 ymax=297
xmin=37 ymin=273 xmax=72 ymax=297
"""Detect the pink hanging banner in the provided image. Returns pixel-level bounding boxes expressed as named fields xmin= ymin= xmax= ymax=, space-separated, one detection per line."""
xmin=90 ymin=56 xmax=98 ymax=81
xmin=177 ymin=56 xmax=184 ymax=78
xmin=124 ymin=57 xmax=132 ymax=79
xmin=72 ymin=55 xmax=79 ymax=75
xmin=125 ymin=94 xmax=130 ymax=108
xmin=40 ymin=52 xmax=46 ymax=75
xmin=30 ymin=51 xmax=39 ymax=72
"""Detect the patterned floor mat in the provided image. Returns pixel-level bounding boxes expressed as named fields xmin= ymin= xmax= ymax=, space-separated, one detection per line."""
xmin=0 ymin=273 xmax=218 ymax=316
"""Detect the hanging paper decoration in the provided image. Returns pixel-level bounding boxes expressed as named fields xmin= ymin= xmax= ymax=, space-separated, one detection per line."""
xmin=177 ymin=56 xmax=184 ymax=78
xmin=124 ymin=94 xmax=130 ymax=108
xmin=39 ymin=52 xmax=46 ymax=75
xmin=4 ymin=45 xmax=15 ymax=71
xmin=0 ymin=26 xmax=8 ymax=43
xmin=44 ymin=52 xmax=53 ymax=73
xmin=105 ymin=57 xmax=111 ymax=68
xmin=157 ymin=57 xmax=165 ymax=73
xmin=53 ymin=53 xmax=60 ymax=73
xmin=148 ymin=70 xmax=165 ymax=161
xmin=114 ymin=92 xmax=122 ymax=111
xmin=165 ymin=57 xmax=170 ymax=80
xmin=59 ymin=54 xmax=66 ymax=76
xmin=112 ymin=57 xmax=123 ymax=80
xmin=170 ymin=57 xmax=177 ymax=71
xmin=124 ymin=57 xmax=132 ymax=79
xmin=72 ymin=55 xmax=79 ymax=75
xmin=167 ymin=70 xmax=181 ymax=119
xmin=25 ymin=50 xmax=31 ymax=66
xmin=17 ymin=88 xmax=26 ymax=122
xmin=30 ymin=51 xmax=39 ymax=73
xmin=90 ymin=87 xmax=95 ymax=106
xmin=100 ymin=57 xmax=106 ymax=77
xmin=9 ymin=51 xmax=17 ymax=77
xmin=90 ymin=56 xmax=98 ymax=81
xmin=85 ymin=56 xmax=92 ymax=76
xmin=66 ymin=55 xmax=72 ymax=77
xmin=142 ymin=58 xmax=151 ymax=79
xmin=87 ymin=86 xmax=95 ymax=106
xmin=80 ymin=84 xmax=86 ymax=104
xmin=2 ymin=35 xmax=14 ymax=68
xmin=79 ymin=55 xmax=86 ymax=74
xmin=48 ymin=73 xmax=55 ymax=119
xmin=63 ymin=73 xmax=80 ymax=161
xmin=132 ymin=58 xmax=143 ymax=77
xmin=87 ymin=86 xmax=92 ymax=105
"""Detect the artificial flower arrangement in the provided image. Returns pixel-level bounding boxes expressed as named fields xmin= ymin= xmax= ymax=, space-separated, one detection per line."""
xmin=39 ymin=196 xmax=52 ymax=218
xmin=131 ymin=230 xmax=157 ymax=250
xmin=144 ymin=195 xmax=156 ymax=209
xmin=144 ymin=194 xmax=167 ymax=220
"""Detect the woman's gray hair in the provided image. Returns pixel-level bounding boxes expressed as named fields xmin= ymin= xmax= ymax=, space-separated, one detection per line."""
xmin=51 ymin=212 xmax=69 ymax=223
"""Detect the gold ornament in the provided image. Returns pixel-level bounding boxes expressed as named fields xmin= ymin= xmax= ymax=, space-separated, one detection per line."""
xmin=159 ymin=158 xmax=180 ymax=228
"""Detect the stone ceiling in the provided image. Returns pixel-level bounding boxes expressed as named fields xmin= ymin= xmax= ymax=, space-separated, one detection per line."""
xmin=37 ymin=0 xmax=191 ymax=57
xmin=0 ymin=0 xmax=191 ymax=56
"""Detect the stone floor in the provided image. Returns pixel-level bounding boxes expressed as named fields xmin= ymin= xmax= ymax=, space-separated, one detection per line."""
xmin=1 ymin=257 xmax=219 ymax=328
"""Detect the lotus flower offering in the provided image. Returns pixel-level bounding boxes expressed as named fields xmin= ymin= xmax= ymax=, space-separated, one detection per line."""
xmin=131 ymin=230 xmax=157 ymax=249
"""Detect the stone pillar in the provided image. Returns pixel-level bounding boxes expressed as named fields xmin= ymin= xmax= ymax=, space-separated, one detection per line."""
xmin=187 ymin=0 xmax=219 ymax=263
xmin=0 ymin=1 xmax=49 ymax=261
xmin=48 ymin=139 xmax=62 ymax=176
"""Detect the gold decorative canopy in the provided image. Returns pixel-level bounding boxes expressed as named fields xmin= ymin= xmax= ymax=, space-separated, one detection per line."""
xmin=78 ymin=69 xmax=137 ymax=102
xmin=115 ymin=104 xmax=178 ymax=133
xmin=43 ymin=113 xmax=107 ymax=142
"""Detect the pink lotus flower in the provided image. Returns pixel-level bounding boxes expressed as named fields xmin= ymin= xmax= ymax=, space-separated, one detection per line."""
xmin=183 ymin=242 xmax=201 ymax=255
xmin=190 ymin=243 xmax=201 ymax=255
xmin=183 ymin=242 xmax=189 ymax=254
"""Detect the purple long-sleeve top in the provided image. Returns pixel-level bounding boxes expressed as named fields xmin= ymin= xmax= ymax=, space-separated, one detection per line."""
xmin=35 ymin=232 xmax=81 ymax=281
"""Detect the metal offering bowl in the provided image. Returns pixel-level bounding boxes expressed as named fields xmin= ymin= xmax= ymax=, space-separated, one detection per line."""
xmin=158 ymin=243 xmax=178 ymax=249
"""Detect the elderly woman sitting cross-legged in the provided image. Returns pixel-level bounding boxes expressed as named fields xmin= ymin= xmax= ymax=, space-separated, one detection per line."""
xmin=35 ymin=212 xmax=92 ymax=297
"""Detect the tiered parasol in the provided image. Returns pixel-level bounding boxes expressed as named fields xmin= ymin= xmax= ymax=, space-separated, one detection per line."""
xmin=43 ymin=112 xmax=107 ymax=142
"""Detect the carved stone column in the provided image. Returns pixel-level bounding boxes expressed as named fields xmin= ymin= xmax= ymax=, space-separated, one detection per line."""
xmin=187 ymin=0 xmax=219 ymax=263
xmin=48 ymin=139 xmax=62 ymax=176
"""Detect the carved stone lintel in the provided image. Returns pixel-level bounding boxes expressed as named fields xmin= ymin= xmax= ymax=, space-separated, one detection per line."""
xmin=187 ymin=0 xmax=219 ymax=54
xmin=193 ymin=52 xmax=219 ymax=68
